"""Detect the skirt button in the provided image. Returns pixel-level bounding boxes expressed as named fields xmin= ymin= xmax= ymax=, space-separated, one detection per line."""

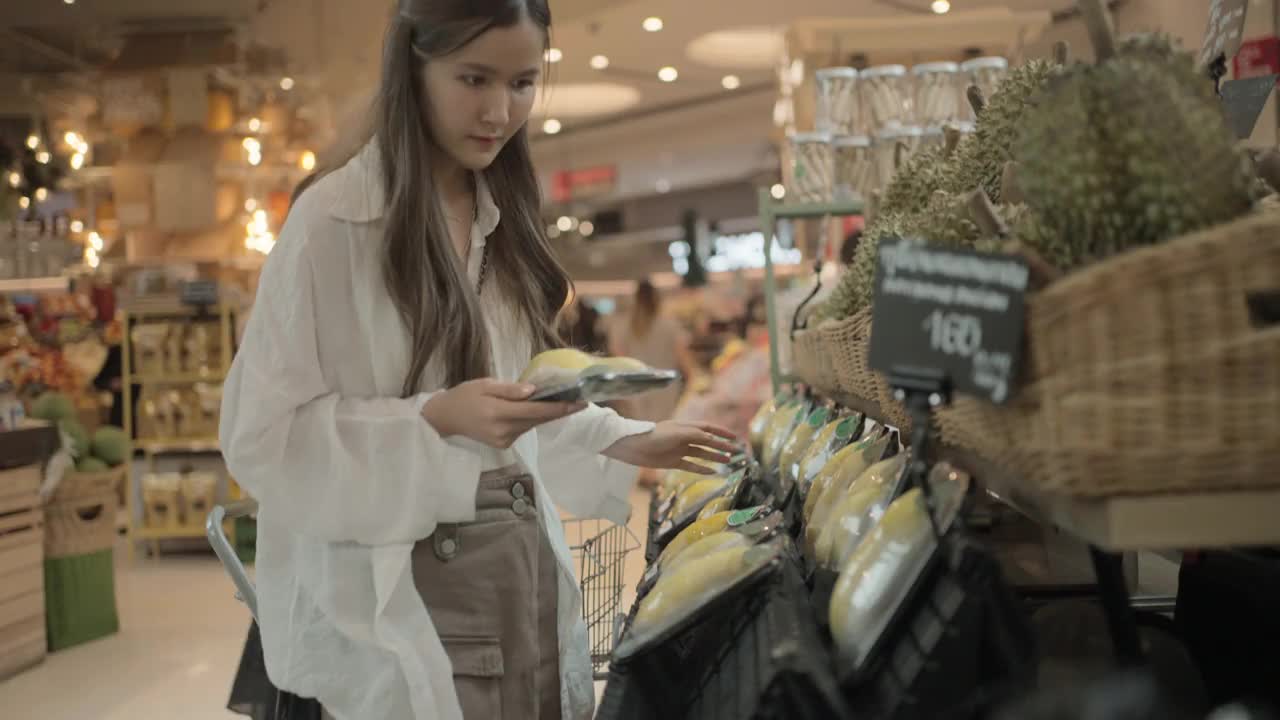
xmin=512 ymin=497 xmax=529 ymax=516
xmin=511 ymin=483 xmax=527 ymax=499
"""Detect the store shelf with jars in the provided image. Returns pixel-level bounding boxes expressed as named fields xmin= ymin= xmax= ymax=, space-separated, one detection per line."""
xmin=122 ymin=296 xmax=240 ymax=556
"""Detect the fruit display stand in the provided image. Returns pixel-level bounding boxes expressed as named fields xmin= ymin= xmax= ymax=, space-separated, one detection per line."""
xmin=121 ymin=295 xmax=240 ymax=557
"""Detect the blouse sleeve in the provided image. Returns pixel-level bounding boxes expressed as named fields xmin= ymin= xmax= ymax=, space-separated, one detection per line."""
xmin=219 ymin=221 xmax=483 ymax=546
xmin=535 ymin=404 xmax=654 ymax=524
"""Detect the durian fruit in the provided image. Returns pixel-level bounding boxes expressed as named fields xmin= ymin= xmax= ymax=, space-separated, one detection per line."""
xmin=633 ymin=542 xmax=777 ymax=635
xmin=660 ymin=532 xmax=751 ymax=577
xmin=777 ymin=405 xmax=834 ymax=491
xmin=671 ymin=478 xmax=730 ymax=519
xmin=829 ymin=488 xmax=936 ymax=667
xmin=1014 ymin=0 xmax=1255 ymax=267
xmin=879 ymin=145 xmax=953 ymax=217
xmin=697 ymin=494 xmax=733 ymax=520
xmin=814 ymin=453 xmax=908 ymax=569
xmin=797 ymin=414 xmax=868 ymax=501
xmin=583 ymin=356 xmax=651 ymax=375
xmin=823 ymin=212 xmax=908 ymax=320
xmin=804 ymin=434 xmax=895 ymax=558
xmin=942 ymin=59 xmax=1058 ymax=204
xmin=748 ymin=391 xmax=789 ymax=457
xmin=659 ymin=510 xmax=738 ymax=566
xmin=518 ymin=348 xmax=597 ymax=386
xmin=761 ymin=397 xmax=812 ymax=472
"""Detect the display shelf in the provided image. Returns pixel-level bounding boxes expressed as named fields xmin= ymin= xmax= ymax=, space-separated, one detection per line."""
xmin=757 ymin=190 xmax=864 ymax=393
xmin=133 ymin=524 xmax=210 ymax=540
xmin=946 ymin=446 xmax=1280 ymax=553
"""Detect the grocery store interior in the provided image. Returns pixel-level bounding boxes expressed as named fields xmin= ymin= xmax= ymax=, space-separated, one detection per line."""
xmin=1 ymin=0 xmax=1279 ymax=718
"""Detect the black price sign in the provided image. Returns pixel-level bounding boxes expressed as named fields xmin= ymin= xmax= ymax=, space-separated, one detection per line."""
xmin=179 ymin=280 xmax=219 ymax=307
xmin=1221 ymin=74 xmax=1278 ymax=140
xmin=867 ymin=237 xmax=1029 ymax=405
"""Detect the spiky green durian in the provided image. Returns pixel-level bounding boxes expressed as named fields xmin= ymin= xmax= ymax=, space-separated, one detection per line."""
xmin=1016 ymin=22 xmax=1254 ymax=266
xmin=942 ymin=59 xmax=1058 ymax=204
xmin=879 ymin=145 xmax=951 ymax=217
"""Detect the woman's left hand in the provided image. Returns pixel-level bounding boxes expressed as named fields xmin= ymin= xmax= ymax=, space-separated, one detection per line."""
xmin=603 ymin=421 xmax=740 ymax=474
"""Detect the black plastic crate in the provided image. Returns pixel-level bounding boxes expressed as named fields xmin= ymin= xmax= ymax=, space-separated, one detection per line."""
xmin=645 ymin=489 xmax=661 ymax=566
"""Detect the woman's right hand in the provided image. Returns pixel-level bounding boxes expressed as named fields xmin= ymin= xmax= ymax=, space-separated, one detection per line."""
xmin=421 ymin=379 xmax=586 ymax=449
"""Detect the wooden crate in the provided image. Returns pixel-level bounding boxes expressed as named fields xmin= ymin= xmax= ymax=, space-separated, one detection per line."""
xmin=0 ymin=464 xmax=46 ymax=680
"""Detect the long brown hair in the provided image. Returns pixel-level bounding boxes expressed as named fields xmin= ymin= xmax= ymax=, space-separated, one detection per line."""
xmin=630 ymin=279 xmax=660 ymax=338
xmin=295 ymin=0 xmax=568 ymax=395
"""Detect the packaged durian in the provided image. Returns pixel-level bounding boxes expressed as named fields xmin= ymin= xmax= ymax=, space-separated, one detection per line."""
xmin=828 ymin=469 xmax=970 ymax=674
xmin=640 ymin=506 xmax=784 ymax=598
xmin=760 ymin=395 xmax=813 ymax=471
xmin=615 ymin=538 xmax=785 ymax=663
xmin=748 ymin=390 xmax=790 ymax=457
xmin=520 ymin=348 xmax=680 ymax=403
xmin=776 ymin=404 xmax=839 ymax=497
xmin=814 ymin=453 xmax=909 ymax=569
xmin=802 ymin=426 xmax=890 ymax=526
xmin=796 ymin=414 xmax=869 ymax=502
xmin=654 ymin=466 xmax=755 ymax=548
xmin=697 ymin=494 xmax=733 ymax=520
xmin=804 ymin=431 xmax=898 ymax=559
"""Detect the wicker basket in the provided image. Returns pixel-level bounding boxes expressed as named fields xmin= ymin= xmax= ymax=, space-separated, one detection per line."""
xmin=826 ymin=310 xmax=878 ymax=401
xmin=791 ymin=328 xmax=838 ymax=398
xmin=940 ymin=210 xmax=1280 ymax=497
xmin=45 ymin=469 xmax=123 ymax=559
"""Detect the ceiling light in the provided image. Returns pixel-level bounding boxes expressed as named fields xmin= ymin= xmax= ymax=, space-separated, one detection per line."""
xmin=35 ymin=151 xmax=50 ymax=165
xmin=7 ymin=172 xmax=19 ymax=188
xmin=248 ymin=117 xmax=262 ymax=133
xmin=300 ymin=150 xmax=317 ymax=171
xmin=64 ymin=0 xmax=75 ymax=4
xmin=70 ymin=220 xmax=84 ymax=233
xmin=248 ymin=152 xmax=262 ymax=167
xmin=70 ymin=152 xmax=85 ymax=170
xmin=579 ymin=221 xmax=595 ymax=237
xmin=547 ymin=224 xmax=562 ymax=239
xmin=658 ymin=66 xmax=679 ymax=82
xmin=242 ymin=137 xmax=261 ymax=153
xmin=280 ymin=76 xmax=295 ymax=91
xmin=545 ymin=48 xmax=562 ymax=63
xmin=931 ymin=0 xmax=951 ymax=14
xmin=64 ymin=131 xmax=81 ymax=147
xmin=590 ymin=55 xmax=610 ymax=70
xmin=88 ymin=232 xmax=103 ymax=251
xmin=34 ymin=188 xmax=48 ymax=203
xmin=643 ymin=17 xmax=664 ymax=32
xmin=245 ymin=198 xmax=258 ymax=212
xmin=770 ymin=183 xmax=786 ymax=200
xmin=557 ymin=216 xmax=574 ymax=232
xmin=721 ymin=75 xmax=741 ymax=90
xmin=18 ymin=197 xmax=29 ymax=209
xmin=25 ymin=135 xmax=39 ymax=150
xmin=542 ymin=118 xmax=562 ymax=135
xmin=656 ymin=179 xmax=671 ymax=194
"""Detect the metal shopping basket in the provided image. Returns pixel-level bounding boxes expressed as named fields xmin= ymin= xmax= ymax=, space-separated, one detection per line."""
xmin=208 ymin=501 xmax=639 ymax=701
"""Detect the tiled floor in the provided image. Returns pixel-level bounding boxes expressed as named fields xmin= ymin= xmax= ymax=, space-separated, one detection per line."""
xmin=0 ymin=487 xmax=656 ymax=719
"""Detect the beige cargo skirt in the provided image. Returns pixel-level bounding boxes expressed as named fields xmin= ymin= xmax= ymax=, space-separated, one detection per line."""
xmin=324 ymin=465 xmax=561 ymax=720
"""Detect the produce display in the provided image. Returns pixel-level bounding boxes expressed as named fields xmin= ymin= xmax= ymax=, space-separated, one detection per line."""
xmin=776 ymin=404 xmax=835 ymax=495
xmin=804 ymin=431 xmax=898 ymax=559
xmin=796 ymin=414 xmax=870 ymax=500
xmin=813 ymin=452 xmax=909 ymax=569
xmin=31 ymin=390 xmax=127 ymax=473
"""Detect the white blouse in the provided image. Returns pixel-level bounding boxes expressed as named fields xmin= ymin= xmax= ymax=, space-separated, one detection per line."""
xmin=219 ymin=141 xmax=654 ymax=720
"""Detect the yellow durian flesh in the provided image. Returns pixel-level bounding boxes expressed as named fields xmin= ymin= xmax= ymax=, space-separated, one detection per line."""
xmin=697 ymin=495 xmax=733 ymax=520
xmin=633 ymin=542 xmax=776 ymax=636
xmin=661 ymin=532 xmax=751 ymax=577
xmin=658 ymin=510 xmax=734 ymax=566
xmin=672 ymin=478 xmax=729 ymax=519
xmin=804 ymin=434 xmax=895 ymax=558
xmin=829 ymin=488 xmax=935 ymax=668
xmin=583 ymin=356 xmax=652 ymax=375
xmin=815 ymin=453 xmax=908 ymax=569
xmin=761 ymin=400 xmax=809 ymax=472
xmin=797 ymin=416 xmax=870 ymax=501
xmin=748 ymin=394 xmax=784 ymax=457
xmin=802 ymin=429 xmax=888 ymax=525
xmin=777 ymin=406 xmax=833 ymax=490
xmin=518 ymin=348 xmax=597 ymax=385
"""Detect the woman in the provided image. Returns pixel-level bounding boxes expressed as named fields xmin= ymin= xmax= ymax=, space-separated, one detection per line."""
xmin=608 ymin=280 xmax=692 ymax=424
xmin=219 ymin=3 xmax=735 ymax=719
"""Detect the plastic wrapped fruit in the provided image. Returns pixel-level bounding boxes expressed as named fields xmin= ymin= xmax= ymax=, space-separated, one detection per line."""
xmin=828 ymin=475 xmax=968 ymax=671
xmin=804 ymin=433 xmax=896 ymax=559
xmin=697 ymin=495 xmax=733 ymax=520
xmin=814 ymin=453 xmax=909 ymax=569
xmin=671 ymin=477 xmax=731 ymax=520
xmin=661 ymin=532 xmax=752 ymax=577
xmin=797 ymin=415 xmax=869 ymax=502
xmin=748 ymin=391 xmax=789 ymax=457
xmin=629 ymin=541 xmax=782 ymax=649
xmin=803 ymin=428 xmax=890 ymax=525
xmin=658 ymin=505 xmax=774 ymax=569
xmin=776 ymin=405 xmax=834 ymax=493
xmin=761 ymin=398 xmax=812 ymax=472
